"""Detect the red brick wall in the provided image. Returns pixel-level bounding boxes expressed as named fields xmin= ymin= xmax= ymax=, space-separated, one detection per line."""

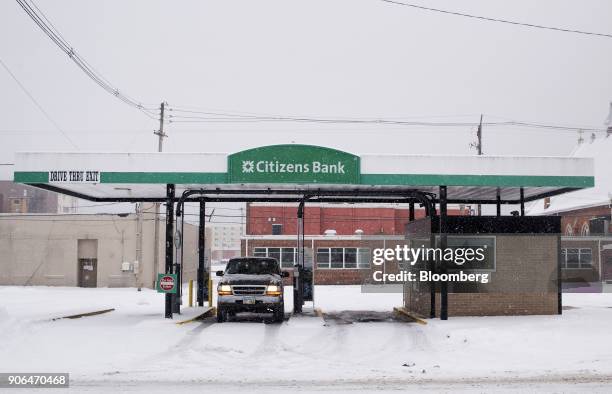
xmin=560 ymin=206 xmax=612 ymax=235
xmin=247 ymin=205 xmax=465 ymax=236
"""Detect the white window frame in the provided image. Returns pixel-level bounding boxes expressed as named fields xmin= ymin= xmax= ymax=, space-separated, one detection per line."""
xmin=561 ymin=248 xmax=592 ymax=269
xmin=316 ymin=247 xmax=371 ymax=269
xmin=253 ymin=247 xmax=295 ymax=268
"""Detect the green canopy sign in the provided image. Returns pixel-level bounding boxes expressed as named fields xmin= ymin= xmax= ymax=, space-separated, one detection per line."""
xmin=228 ymin=144 xmax=360 ymax=184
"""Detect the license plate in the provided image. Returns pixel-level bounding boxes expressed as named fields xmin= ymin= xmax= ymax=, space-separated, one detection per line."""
xmin=244 ymin=296 xmax=255 ymax=304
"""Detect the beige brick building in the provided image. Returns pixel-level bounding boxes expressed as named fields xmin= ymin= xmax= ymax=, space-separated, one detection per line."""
xmin=0 ymin=212 xmax=199 ymax=288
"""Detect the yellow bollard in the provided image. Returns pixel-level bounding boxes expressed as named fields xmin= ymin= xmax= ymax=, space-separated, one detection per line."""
xmin=208 ymin=277 xmax=213 ymax=307
xmin=188 ymin=279 xmax=193 ymax=307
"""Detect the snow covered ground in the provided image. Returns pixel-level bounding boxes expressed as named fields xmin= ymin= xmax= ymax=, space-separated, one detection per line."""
xmin=0 ymin=285 xmax=611 ymax=392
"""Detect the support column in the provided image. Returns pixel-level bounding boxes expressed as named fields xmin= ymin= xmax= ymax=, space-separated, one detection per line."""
xmin=427 ymin=197 xmax=436 ymax=319
xmin=173 ymin=208 xmax=184 ymax=314
xmin=197 ymin=198 xmax=206 ymax=307
xmin=294 ymin=200 xmax=305 ymax=313
xmin=439 ymin=186 xmax=448 ymax=321
xmin=520 ymin=187 xmax=525 ymax=216
xmin=409 ymin=202 xmax=415 ymax=221
xmin=164 ymin=184 xmax=175 ymax=319
xmin=496 ymin=187 xmax=501 ymax=217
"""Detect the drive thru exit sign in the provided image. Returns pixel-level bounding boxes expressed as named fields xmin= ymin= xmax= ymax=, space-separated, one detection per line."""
xmin=156 ymin=274 xmax=177 ymax=294
xmin=228 ymin=144 xmax=360 ymax=184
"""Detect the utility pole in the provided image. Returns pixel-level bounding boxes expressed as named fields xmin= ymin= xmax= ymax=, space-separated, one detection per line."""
xmin=154 ymin=102 xmax=167 ymax=151
xmin=475 ymin=114 xmax=483 ymax=216
xmin=152 ymin=102 xmax=167 ymax=287
xmin=135 ymin=202 xmax=143 ymax=291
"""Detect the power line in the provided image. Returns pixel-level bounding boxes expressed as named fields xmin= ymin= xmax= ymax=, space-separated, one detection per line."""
xmin=167 ymin=106 xmax=606 ymax=132
xmin=0 ymin=56 xmax=78 ymax=148
xmin=379 ymin=0 xmax=612 ymax=39
xmin=13 ymin=0 xmax=609 ymax=137
xmin=15 ymin=0 xmax=159 ymax=120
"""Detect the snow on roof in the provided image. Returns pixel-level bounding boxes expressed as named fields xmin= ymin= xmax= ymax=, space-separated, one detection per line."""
xmin=530 ymin=134 xmax=612 ymax=215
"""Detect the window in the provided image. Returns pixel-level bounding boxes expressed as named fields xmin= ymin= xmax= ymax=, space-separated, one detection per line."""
xmin=330 ymin=248 xmax=344 ymax=268
xmin=344 ymin=248 xmax=357 ymax=269
xmin=253 ymin=247 xmax=267 ymax=257
xmin=580 ymin=223 xmax=590 ymax=236
xmin=281 ymin=247 xmax=296 ymax=267
xmin=357 ymin=248 xmax=371 ymax=268
xmin=561 ymin=248 xmax=592 ymax=269
xmin=272 ymin=224 xmax=283 ymax=235
xmin=316 ymin=248 xmax=330 ymax=268
xmin=316 ymin=247 xmax=371 ymax=269
xmin=252 ymin=247 xmax=295 ymax=268
xmin=267 ymin=247 xmax=281 ymax=263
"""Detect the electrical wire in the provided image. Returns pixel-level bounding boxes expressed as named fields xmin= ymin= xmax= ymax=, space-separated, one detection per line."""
xmin=15 ymin=0 xmax=159 ymax=120
xmin=379 ymin=0 xmax=612 ymax=39
xmin=0 ymin=57 xmax=78 ymax=148
xmin=14 ymin=0 xmax=609 ymax=137
xmin=166 ymin=105 xmax=606 ymax=133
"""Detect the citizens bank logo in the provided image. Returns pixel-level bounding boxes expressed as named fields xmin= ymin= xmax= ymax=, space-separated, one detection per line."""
xmin=239 ymin=159 xmax=345 ymax=174
xmin=228 ymin=145 xmax=360 ymax=184
xmin=242 ymin=160 xmax=255 ymax=173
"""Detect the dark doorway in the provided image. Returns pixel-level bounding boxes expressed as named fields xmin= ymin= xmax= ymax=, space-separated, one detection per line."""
xmin=77 ymin=239 xmax=98 ymax=288
xmin=78 ymin=258 xmax=97 ymax=287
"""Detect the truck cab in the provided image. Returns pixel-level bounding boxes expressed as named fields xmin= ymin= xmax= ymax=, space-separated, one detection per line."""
xmin=216 ymin=257 xmax=289 ymax=323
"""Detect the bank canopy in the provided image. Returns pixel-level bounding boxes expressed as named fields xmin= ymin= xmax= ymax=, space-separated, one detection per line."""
xmin=13 ymin=144 xmax=594 ymax=204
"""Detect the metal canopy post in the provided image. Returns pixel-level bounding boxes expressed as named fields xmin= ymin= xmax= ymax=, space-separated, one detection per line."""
xmin=173 ymin=210 xmax=184 ymax=314
xmin=439 ymin=186 xmax=448 ymax=321
xmin=197 ymin=198 xmax=206 ymax=307
xmin=164 ymin=184 xmax=175 ymax=319
xmin=520 ymin=187 xmax=525 ymax=216
xmin=426 ymin=196 xmax=436 ymax=319
xmin=294 ymin=200 xmax=305 ymax=313
xmin=409 ymin=202 xmax=415 ymax=221
xmin=496 ymin=188 xmax=501 ymax=217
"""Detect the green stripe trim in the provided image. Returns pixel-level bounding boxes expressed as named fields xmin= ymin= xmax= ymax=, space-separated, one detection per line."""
xmin=13 ymin=172 xmax=48 ymax=183
xmin=360 ymin=174 xmax=594 ymax=188
xmin=100 ymin=172 xmax=227 ymax=184
xmin=13 ymin=171 xmax=227 ymax=184
xmin=13 ymin=171 xmax=594 ymax=188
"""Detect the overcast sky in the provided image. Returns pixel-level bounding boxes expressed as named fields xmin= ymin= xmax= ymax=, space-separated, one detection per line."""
xmin=1 ymin=0 xmax=611 ymax=165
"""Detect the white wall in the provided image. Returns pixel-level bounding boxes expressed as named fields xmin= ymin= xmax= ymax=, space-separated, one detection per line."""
xmin=0 ymin=213 xmax=199 ymax=288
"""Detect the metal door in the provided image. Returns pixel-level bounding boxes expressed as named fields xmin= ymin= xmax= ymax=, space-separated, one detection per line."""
xmin=78 ymin=258 xmax=97 ymax=287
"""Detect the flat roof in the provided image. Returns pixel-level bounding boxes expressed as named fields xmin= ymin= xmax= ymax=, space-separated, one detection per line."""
xmin=12 ymin=145 xmax=594 ymax=204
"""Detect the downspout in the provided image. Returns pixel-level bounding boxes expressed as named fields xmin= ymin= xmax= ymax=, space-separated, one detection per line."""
xmin=599 ymin=238 xmax=602 ymax=286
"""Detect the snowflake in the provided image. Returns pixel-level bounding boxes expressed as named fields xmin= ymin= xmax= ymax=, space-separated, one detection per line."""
xmin=242 ymin=160 xmax=255 ymax=173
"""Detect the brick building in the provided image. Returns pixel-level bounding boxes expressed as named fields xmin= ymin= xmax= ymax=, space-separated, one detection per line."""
xmin=242 ymin=203 xmax=465 ymax=285
xmin=0 ymin=181 xmax=79 ymax=214
xmin=530 ymin=133 xmax=612 ymax=291
xmin=404 ymin=216 xmax=561 ymax=317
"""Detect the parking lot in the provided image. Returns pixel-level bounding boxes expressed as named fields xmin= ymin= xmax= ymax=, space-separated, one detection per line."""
xmin=1 ymin=285 xmax=612 ymax=392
